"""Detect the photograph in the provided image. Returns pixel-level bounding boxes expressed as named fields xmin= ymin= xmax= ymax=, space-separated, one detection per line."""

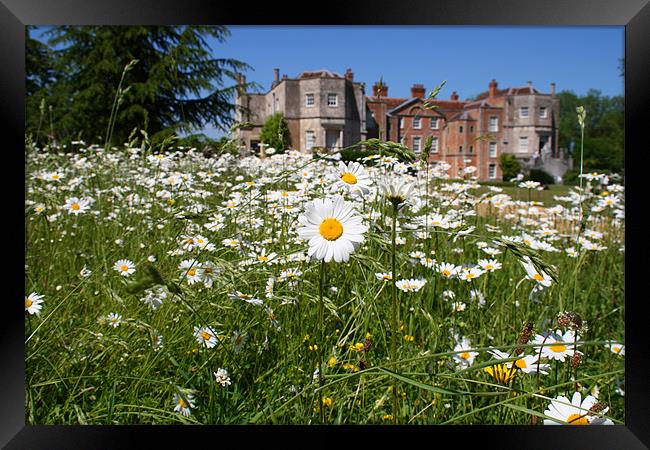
xmin=4 ymin=0 xmax=648 ymax=446
xmin=23 ymin=24 xmax=626 ymax=426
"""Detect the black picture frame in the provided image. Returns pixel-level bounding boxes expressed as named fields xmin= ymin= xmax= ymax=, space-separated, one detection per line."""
xmin=5 ymin=0 xmax=649 ymax=447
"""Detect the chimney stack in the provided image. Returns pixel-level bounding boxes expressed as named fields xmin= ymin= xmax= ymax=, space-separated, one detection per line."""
xmin=282 ymin=74 xmax=288 ymax=80
xmin=271 ymin=68 xmax=280 ymax=88
xmin=451 ymin=91 xmax=459 ymax=102
xmin=489 ymin=79 xmax=498 ymax=99
xmin=345 ymin=68 xmax=354 ymax=81
xmin=372 ymin=81 xmax=388 ymax=97
xmin=527 ymin=80 xmax=533 ymax=92
xmin=411 ymin=83 xmax=425 ymax=99
xmin=550 ymin=82 xmax=556 ymax=97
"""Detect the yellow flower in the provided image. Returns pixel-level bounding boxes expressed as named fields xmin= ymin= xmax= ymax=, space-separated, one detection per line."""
xmin=349 ymin=342 xmax=364 ymax=352
xmin=404 ymin=335 xmax=415 ymax=342
xmin=484 ymin=363 xmax=517 ymax=384
xmin=342 ymin=363 xmax=359 ymax=372
xmin=322 ymin=397 xmax=333 ymax=408
xmin=308 ymin=344 xmax=318 ymax=352
xmin=327 ymin=356 xmax=337 ymax=367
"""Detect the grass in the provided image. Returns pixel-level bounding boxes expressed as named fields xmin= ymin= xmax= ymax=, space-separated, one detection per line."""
xmin=25 ymin=143 xmax=625 ymax=425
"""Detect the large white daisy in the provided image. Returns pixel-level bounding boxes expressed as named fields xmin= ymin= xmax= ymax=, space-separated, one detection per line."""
xmin=297 ymin=196 xmax=368 ymax=263
xmin=544 ymin=392 xmax=613 ymax=425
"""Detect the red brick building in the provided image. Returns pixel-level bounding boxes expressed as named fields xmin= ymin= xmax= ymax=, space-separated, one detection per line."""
xmin=236 ymin=69 xmax=560 ymax=181
xmin=367 ymin=79 xmax=560 ymax=180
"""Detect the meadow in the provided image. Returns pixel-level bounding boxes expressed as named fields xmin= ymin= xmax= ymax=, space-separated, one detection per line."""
xmin=24 ymin=139 xmax=625 ymax=425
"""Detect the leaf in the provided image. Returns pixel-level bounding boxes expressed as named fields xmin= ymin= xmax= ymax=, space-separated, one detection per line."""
xmin=375 ymin=367 xmax=461 ymax=396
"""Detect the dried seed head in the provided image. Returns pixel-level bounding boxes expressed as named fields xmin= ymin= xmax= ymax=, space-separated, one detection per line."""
xmin=514 ymin=321 xmax=534 ymax=355
xmin=557 ymin=312 xmax=571 ymax=328
xmin=557 ymin=311 xmax=583 ymax=330
xmin=571 ymin=352 xmax=582 ymax=370
xmin=589 ymin=402 xmax=608 ymax=415
xmin=358 ymin=359 xmax=367 ymax=371
xmin=364 ymin=338 xmax=372 ymax=353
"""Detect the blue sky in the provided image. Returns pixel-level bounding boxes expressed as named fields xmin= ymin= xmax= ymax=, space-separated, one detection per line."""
xmin=204 ymin=26 xmax=623 ymax=137
xmin=33 ymin=26 xmax=624 ymax=138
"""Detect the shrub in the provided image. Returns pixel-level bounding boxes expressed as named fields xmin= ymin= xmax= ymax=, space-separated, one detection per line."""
xmin=499 ymin=154 xmax=520 ymax=182
xmin=527 ymin=168 xmax=555 ymax=185
xmin=259 ymin=112 xmax=289 ymax=153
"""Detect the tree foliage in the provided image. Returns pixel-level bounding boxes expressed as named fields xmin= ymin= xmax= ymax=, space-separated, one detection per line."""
xmin=259 ymin=112 xmax=289 ymax=153
xmin=26 ymin=26 xmax=256 ymax=146
xmin=557 ymin=89 xmax=624 ymax=173
xmin=499 ymin=154 xmax=521 ymax=181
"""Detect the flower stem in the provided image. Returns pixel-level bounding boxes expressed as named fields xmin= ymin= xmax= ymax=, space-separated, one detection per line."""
xmin=391 ymin=202 xmax=399 ymax=425
xmin=317 ymin=259 xmax=326 ymax=424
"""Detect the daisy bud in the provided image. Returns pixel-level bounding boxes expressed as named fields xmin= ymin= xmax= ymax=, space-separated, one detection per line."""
xmin=571 ymin=352 xmax=582 ymax=370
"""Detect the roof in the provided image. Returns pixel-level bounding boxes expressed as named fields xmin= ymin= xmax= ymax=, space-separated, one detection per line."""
xmin=386 ymin=97 xmax=466 ymax=115
xmin=474 ymin=85 xmax=541 ymax=99
xmin=298 ymin=69 xmax=344 ymax=79
xmin=447 ymin=110 xmax=477 ymax=122
xmin=366 ymin=96 xmax=408 ymax=110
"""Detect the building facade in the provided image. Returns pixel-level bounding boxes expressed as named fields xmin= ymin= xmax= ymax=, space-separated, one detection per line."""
xmin=235 ymin=69 xmax=560 ymax=181
xmin=235 ymin=69 xmax=366 ymax=154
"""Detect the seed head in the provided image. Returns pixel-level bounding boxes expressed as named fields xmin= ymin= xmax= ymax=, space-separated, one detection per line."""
xmin=571 ymin=352 xmax=582 ymax=370
xmin=589 ymin=402 xmax=608 ymax=415
xmin=515 ymin=321 xmax=534 ymax=355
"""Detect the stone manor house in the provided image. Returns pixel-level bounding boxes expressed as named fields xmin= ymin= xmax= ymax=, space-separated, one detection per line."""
xmin=234 ymin=68 xmax=563 ymax=181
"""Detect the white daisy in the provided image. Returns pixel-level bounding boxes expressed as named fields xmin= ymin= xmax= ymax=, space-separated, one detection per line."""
xmin=173 ymin=390 xmax=195 ymax=417
xmin=533 ymin=329 xmax=580 ymax=362
xmin=336 ymin=161 xmax=372 ymax=195
xmin=520 ymin=257 xmax=552 ymax=287
xmin=25 ymin=292 xmax=44 ymax=315
xmin=113 ymin=259 xmax=136 ymax=277
xmin=604 ymin=341 xmax=625 ymax=356
xmin=395 ymin=278 xmax=427 ymax=293
xmin=297 ymin=195 xmax=368 ymax=263
xmin=179 ymin=259 xmax=202 ymax=284
xmin=64 ymin=197 xmax=91 ymax=215
xmin=543 ymin=392 xmax=613 ymax=425
xmin=194 ymin=326 xmax=218 ymax=348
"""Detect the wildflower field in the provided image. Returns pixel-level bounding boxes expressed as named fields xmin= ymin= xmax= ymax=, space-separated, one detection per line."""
xmin=25 ymin=140 xmax=625 ymax=425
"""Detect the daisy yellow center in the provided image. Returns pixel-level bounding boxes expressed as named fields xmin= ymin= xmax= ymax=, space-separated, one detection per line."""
xmin=533 ymin=273 xmax=544 ymax=281
xmin=613 ymin=346 xmax=622 ymax=353
xmin=178 ymin=398 xmax=188 ymax=408
xmin=258 ymin=256 xmax=269 ymax=261
xmin=341 ymin=172 xmax=357 ymax=184
xmin=515 ymin=359 xmax=527 ymax=369
xmin=319 ymin=218 xmax=344 ymax=241
xmin=120 ymin=265 xmax=129 ymax=272
xmin=485 ymin=264 xmax=494 ymax=270
xmin=460 ymin=352 xmax=471 ymax=360
xmin=25 ymin=299 xmax=33 ymax=308
xmin=200 ymin=331 xmax=211 ymax=341
xmin=567 ymin=413 xmax=589 ymax=425
xmin=442 ymin=269 xmax=451 ymax=277
xmin=204 ymin=268 xmax=213 ymax=274
xmin=71 ymin=203 xmax=81 ymax=211
xmin=51 ymin=175 xmax=59 ymax=179
xmin=549 ymin=344 xmax=567 ymax=353
xmin=187 ymin=268 xmax=196 ymax=277
xmin=465 ymin=273 xmax=475 ymax=279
